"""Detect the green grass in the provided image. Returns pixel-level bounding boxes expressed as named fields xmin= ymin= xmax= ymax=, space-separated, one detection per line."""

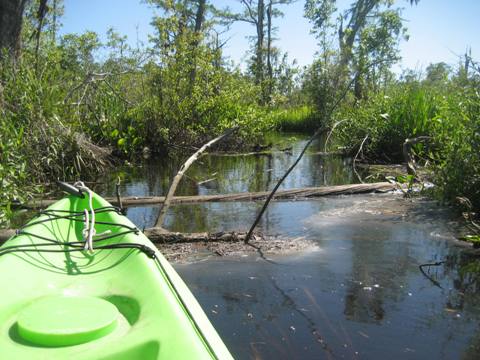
xmin=270 ymin=106 xmax=321 ymax=132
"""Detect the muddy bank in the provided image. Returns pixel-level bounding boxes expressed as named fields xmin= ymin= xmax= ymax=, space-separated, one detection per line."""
xmin=157 ymin=235 xmax=317 ymax=262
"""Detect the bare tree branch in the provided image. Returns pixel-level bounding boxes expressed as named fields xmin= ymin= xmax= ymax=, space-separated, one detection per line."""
xmin=155 ymin=126 xmax=239 ymax=227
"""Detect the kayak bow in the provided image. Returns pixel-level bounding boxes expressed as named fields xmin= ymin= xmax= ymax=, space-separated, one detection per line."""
xmin=0 ymin=188 xmax=232 ymax=359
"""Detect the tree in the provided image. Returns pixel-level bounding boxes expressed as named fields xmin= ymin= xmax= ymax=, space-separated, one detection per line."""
xmin=221 ymin=0 xmax=294 ymax=103
xmin=149 ymin=0 xmax=213 ymax=96
xmin=425 ymin=62 xmax=450 ymax=84
xmin=0 ymin=0 xmax=28 ymax=60
xmin=304 ymin=0 xmax=417 ymax=102
xmin=352 ymin=7 xmax=406 ymax=98
xmin=265 ymin=0 xmax=295 ymax=102
xmin=221 ymin=0 xmax=265 ymax=85
xmin=18 ymin=0 xmax=64 ymax=63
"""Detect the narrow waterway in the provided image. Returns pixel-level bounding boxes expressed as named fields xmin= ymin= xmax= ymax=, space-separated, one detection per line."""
xmin=102 ymin=133 xmax=480 ymax=359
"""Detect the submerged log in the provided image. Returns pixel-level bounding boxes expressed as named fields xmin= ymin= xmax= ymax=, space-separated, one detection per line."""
xmin=0 ymin=228 xmax=253 ymax=245
xmin=0 ymin=228 xmax=315 ymax=262
xmin=143 ymin=229 xmax=251 ymax=243
xmin=20 ymin=182 xmax=398 ymax=209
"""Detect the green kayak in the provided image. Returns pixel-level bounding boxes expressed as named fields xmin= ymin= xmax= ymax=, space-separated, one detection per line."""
xmin=0 ymin=184 xmax=233 ymax=359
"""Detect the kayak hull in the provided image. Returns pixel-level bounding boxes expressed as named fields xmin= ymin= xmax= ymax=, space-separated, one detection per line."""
xmin=0 ymin=193 xmax=232 ymax=359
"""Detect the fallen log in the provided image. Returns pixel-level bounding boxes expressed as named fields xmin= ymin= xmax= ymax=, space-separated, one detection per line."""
xmin=20 ymin=182 xmax=399 ymax=209
xmin=24 ymin=182 xmax=399 ymax=208
xmin=0 ymin=228 xmax=315 ymax=262
xmin=206 ymin=150 xmax=275 ymax=157
xmin=0 ymin=228 xmax=251 ymax=244
xmin=309 ymin=151 xmax=349 ymax=157
xmin=143 ymin=228 xmax=251 ymax=243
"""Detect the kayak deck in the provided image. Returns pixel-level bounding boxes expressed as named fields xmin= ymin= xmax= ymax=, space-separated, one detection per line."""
xmin=0 ymin=193 xmax=232 ymax=359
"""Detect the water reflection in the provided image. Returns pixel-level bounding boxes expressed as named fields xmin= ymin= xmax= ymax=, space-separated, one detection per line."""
xmin=171 ymin=196 xmax=480 ymax=359
xmin=97 ymin=133 xmax=480 ymax=359
xmin=101 ymin=133 xmax=359 ymax=200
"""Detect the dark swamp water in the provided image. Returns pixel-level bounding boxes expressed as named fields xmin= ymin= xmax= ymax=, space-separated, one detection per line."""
xmin=99 ymin=133 xmax=480 ymax=359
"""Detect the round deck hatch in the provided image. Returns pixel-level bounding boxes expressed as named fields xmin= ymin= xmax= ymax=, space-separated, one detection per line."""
xmin=17 ymin=296 xmax=118 ymax=347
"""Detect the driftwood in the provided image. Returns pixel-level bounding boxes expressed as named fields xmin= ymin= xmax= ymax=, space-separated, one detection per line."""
xmin=309 ymin=150 xmax=349 ymax=157
xmin=0 ymin=229 xmax=317 ymax=262
xmin=20 ymin=182 xmax=399 ymax=209
xmin=144 ymin=229 xmax=251 ymax=243
xmin=155 ymin=126 xmax=239 ymax=227
xmin=206 ymin=150 xmax=274 ymax=157
xmin=207 ymin=146 xmax=294 ymax=157
xmin=0 ymin=228 xmax=251 ymax=245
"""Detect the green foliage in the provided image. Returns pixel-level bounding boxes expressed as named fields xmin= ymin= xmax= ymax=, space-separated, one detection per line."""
xmin=0 ymin=0 xmax=276 ymax=224
xmin=269 ymin=106 xmax=320 ymax=132
xmin=333 ymin=83 xmax=438 ymax=160
xmin=145 ymin=0 xmax=271 ymax=147
xmin=329 ymin=69 xmax=480 ymax=210
xmin=425 ymin=62 xmax=451 ymax=84
xmin=431 ymin=86 xmax=480 ymax=209
xmin=304 ymin=0 xmax=411 ymax=109
xmin=0 ymin=117 xmax=28 ymax=226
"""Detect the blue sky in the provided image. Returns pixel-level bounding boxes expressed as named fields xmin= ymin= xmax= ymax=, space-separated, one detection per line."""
xmin=60 ymin=0 xmax=479 ymax=72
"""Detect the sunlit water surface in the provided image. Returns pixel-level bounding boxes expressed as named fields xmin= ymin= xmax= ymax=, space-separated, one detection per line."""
xmin=99 ymin=133 xmax=480 ymax=359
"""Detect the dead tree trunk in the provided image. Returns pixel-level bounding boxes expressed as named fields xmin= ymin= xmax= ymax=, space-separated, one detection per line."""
xmin=266 ymin=0 xmax=273 ymax=100
xmin=20 ymin=182 xmax=400 ymax=209
xmin=255 ymin=0 xmax=265 ymax=86
xmin=0 ymin=228 xmax=255 ymax=245
xmin=189 ymin=0 xmax=206 ymax=89
xmin=34 ymin=0 xmax=49 ymax=65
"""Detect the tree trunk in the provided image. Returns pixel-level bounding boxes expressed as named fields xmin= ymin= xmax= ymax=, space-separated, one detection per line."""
xmin=255 ymin=0 xmax=265 ymax=85
xmin=34 ymin=0 xmax=49 ymax=65
xmin=52 ymin=0 xmax=57 ymax=41
xmin=337 ymin=0 xmax=378 ymax=88
xmin=0 ymin=0 xmax=28 ymax=60
xmin=266 ymin=0 xmax=273 ymax=102
xmin=18 ymin=182 xmax=399 ymax=210
xmin=193 ymin=0 xmax=206 ymax=33
xmin=189 ymin=0 xmax=206 ymax=89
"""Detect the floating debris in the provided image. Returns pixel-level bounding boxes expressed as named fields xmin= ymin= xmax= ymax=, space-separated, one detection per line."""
xmin=358 ymin=331 xmax=370 ymax=339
